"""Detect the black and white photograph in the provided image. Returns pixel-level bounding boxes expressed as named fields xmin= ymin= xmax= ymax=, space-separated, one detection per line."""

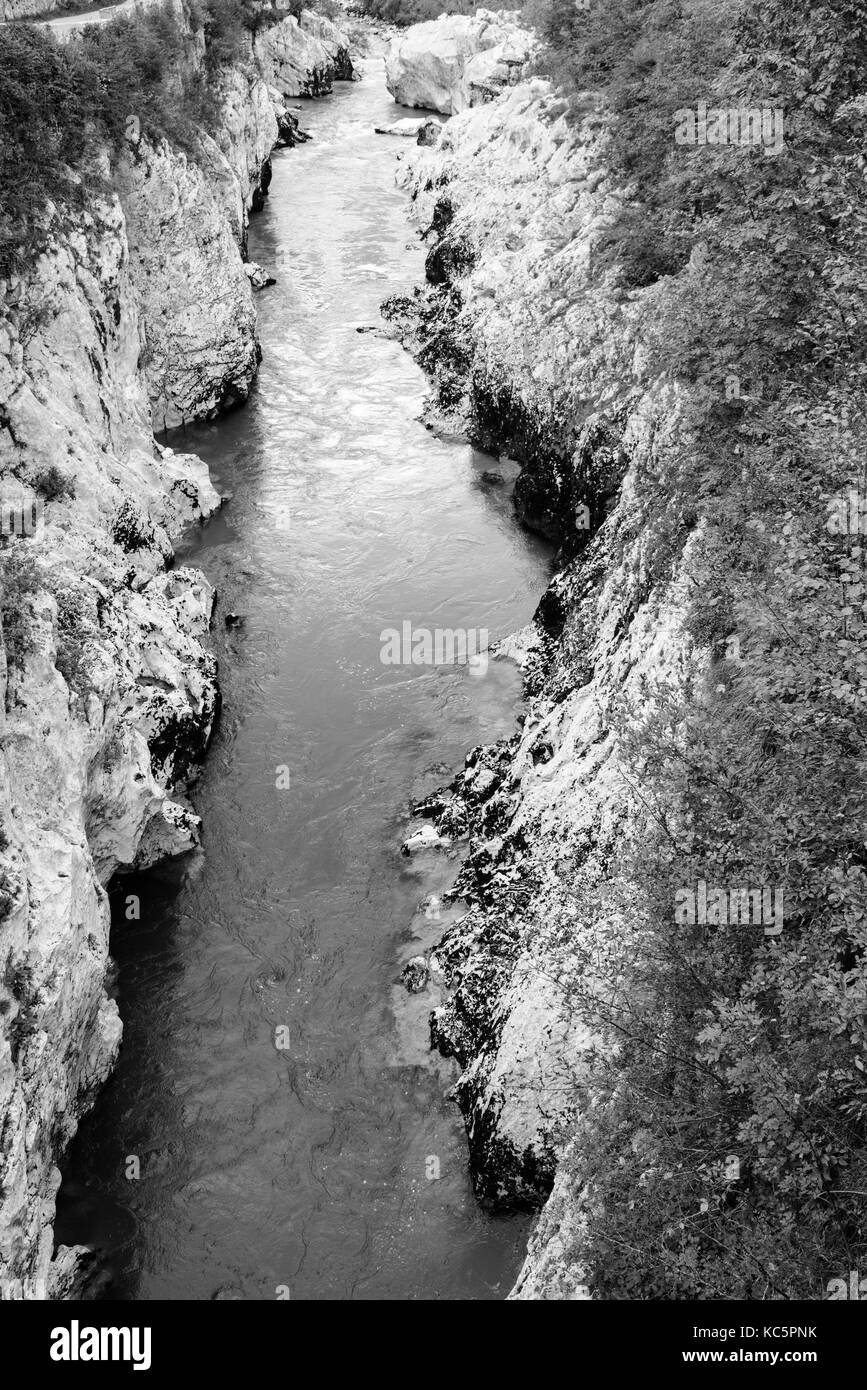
xmin=0 ymin=0 xmax=864 ymax=1355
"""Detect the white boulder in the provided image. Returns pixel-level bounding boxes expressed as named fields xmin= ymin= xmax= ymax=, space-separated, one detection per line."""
xmin=374 ymin=117 xmax=432 ymax=137
xmin=385 ymin=10 xmax=535 ymax=115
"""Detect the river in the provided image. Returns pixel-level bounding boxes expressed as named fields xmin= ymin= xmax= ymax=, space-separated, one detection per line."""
xmin=55 ymin=45 xmax=551 ymax=1301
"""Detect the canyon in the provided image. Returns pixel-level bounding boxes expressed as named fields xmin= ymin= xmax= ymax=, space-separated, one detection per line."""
xmin=3 ymin=0 xmax=853 ymax=1305
xmin=2 ymin=0 xmax=659 ymax=1303
xmin=0 ymin=3 xmax=356 ymax=1298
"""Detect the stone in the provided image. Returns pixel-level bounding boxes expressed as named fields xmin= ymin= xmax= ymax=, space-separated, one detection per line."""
xmin=385 ymin=10 xmax=535 ymax=115
xmin=244 ymin=262 xmax=276 ymax=290
xmin=401 ymin=956 xmax=430 ymax=993
xmin=400 ymin=824 xmax=449 ymax=856
xmin=417 ymin=119 xmax=442 ymax=146
xmin=374 ymin=117 xmax=429 ymax=137
xmin=116 ymin=138 xmax=260 ymax=430
xmin=253 ymin=9 xmax=354 ymax=98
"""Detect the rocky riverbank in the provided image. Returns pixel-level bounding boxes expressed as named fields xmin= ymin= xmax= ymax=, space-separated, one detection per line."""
xmin=383 ymin=12 xmax=702 ymax=1299
xmin=0 ymin=4 xmax=352 ymax=1299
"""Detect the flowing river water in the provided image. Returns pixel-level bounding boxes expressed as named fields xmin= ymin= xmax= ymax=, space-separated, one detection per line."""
xmin=56 ymin=47 xmax=551 ymax=1300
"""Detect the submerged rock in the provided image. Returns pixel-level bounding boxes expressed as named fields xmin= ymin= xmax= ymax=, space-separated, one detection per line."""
xmin=417 ymin=119 xmax=442 ymax=147
xmin=245 ymin=262 xmax=276 ymax=290
xmin=273 ymin=100 xmax=312 ymax=149
xmin=375 ymin=117 xmax=432 ymax=138
xmin=401 ymin=823 xmax=449 ymax=856
xmin=401 ymin=956 xmax=430 ymax=993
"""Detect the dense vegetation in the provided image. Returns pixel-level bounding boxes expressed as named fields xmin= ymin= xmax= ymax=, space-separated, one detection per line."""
xmin=0 ymin=0 xmax=288 ymax=277
xmin=356 ymin=0 xmax=518 ymax=28
xmin=529 ymin=0 xmax=867 ymax=1298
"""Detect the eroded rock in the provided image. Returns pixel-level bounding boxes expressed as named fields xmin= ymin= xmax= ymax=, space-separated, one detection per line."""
xmin=385 ymin=10 xmax=535 ymax=115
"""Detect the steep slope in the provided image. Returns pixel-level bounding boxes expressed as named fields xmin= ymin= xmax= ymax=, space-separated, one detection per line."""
xmin=389 ymin=0 xmax=867 ymax=1301
xmin=0 ymin=4 xmax=353 ymax=1299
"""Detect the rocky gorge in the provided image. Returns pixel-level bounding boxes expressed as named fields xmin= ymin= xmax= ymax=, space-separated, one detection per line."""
xmin=385 ymin=29 xmax=684 ymax=1296
xmin=2 ymin=0 xmax=862 ymax=1308
xmin=0 ymin=2 xmax=353 ymax=1298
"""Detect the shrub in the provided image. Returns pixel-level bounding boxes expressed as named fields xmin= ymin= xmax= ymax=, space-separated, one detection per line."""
xmin=0 ymin=870 xmax=17 ymax=924
xmin=33 ymin=465 xmax=75 ymax=503
xmin=0 ymin=548 xmax=41 ymax=682
xmin=1 ymin=960 xmax=36 ymax=1063
xmin=0 ymin=0 xmax=292 ymax=276
xmin=54 ymin=584 xmax=99 ymax=702
xmin=358 ymin=0 xmax=520 ymax=26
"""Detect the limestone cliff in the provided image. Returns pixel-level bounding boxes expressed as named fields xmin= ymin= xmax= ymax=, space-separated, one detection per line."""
xmin=0 ymin=6 xmax=352 ymax=1299
xmin=388 ymin=48 xmax=703 ymax=1299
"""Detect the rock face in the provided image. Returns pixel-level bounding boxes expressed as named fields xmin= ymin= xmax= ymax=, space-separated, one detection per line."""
xmin=0 ymin=181 xmax=221 ymax=1301
xmin=110 ymin=10 xmax=353 ymax=430
xmin=390 ymin=71 xmax=703 ymax=1293
xmin=385 ymin=10 xmax=535 ymax=115
xmin=254 ymin=9 xmax=354 ymax=98
xmin=118 ymin=138 xmax=261 ymax=429
xmin=0 ymin=10 xmax=353 ymax=1300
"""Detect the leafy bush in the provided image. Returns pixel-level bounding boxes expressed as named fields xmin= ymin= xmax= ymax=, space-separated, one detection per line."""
xmin=0 ymin=870 xmax=16 ymax=924
xmin=0 ymin=548 xmax=41 ymax=683
xmin=0 ymin=0 xmax=288 ymax=276
xmin=0 ymin=25 xmax=99 ymax=277
xmin=358 ymin=0 xmax=520 ymax=26
xmin=1 ymin=960 xmax=36 ymax=1063
xmin=54 ymin=584 xmax=98 ymax=702
xmin=33 ymin=466 xmax=75 ymax=502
